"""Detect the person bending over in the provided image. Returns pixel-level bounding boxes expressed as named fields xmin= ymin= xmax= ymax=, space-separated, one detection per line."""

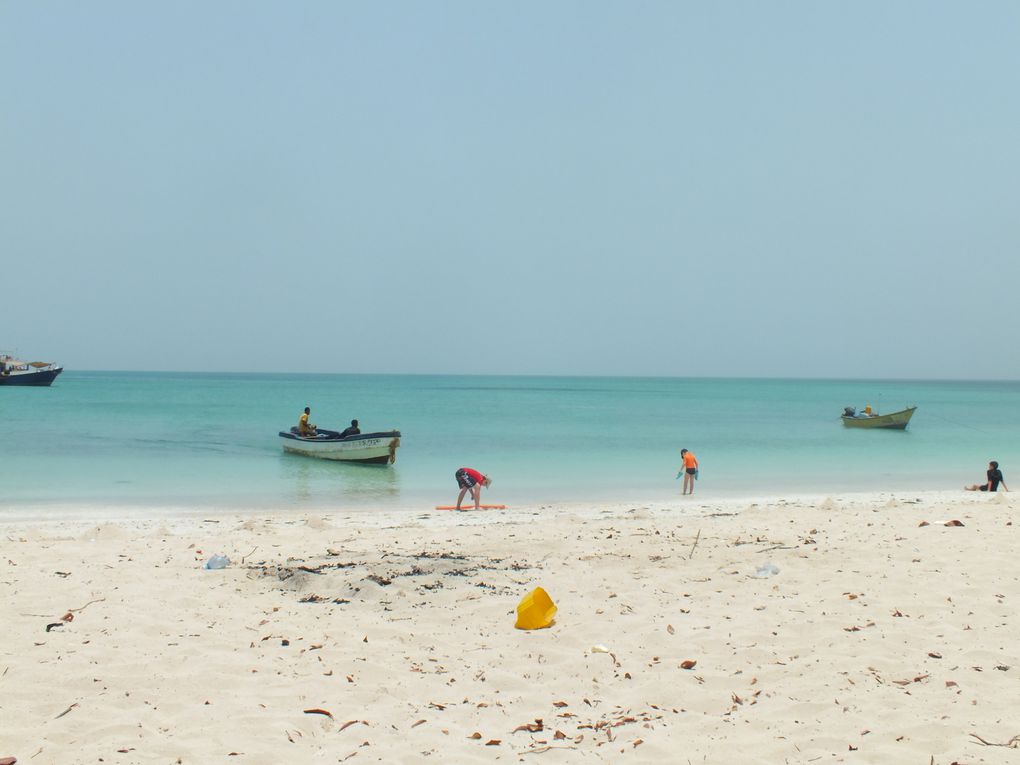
xmin=965 ymin=461 xmax=1008 ymax=492
xmin=455 ymin=467 xmax=492 ymax=511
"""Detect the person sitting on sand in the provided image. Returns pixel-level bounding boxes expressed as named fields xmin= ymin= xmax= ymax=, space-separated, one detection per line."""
xmin=339 ymin=419 xmax=361 ymax=438
xmin=680 ymin=448 xmax=699 ymax=495
xmin=298 ymin=407 xmax=317 ymax=437
xmin=455 ymin=467 xmax=492 ymax=511
xmin=965 ymin=461 xmax=1009 ymax=492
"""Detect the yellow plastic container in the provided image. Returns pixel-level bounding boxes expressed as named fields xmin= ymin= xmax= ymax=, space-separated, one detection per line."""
xmin=515 ymin=586 xmax=557 ymax=630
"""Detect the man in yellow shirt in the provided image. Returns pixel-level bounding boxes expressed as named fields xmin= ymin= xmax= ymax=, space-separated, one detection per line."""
xmin=298 ymin=407 xmax=317 ymax=437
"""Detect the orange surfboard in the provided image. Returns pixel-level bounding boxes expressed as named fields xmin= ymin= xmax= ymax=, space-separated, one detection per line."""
xmin=434 ymin=504 xmax=506 ymax=511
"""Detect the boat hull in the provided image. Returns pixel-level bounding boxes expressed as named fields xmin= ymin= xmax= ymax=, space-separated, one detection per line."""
xmin=0 ymin=367 xmax=63 ymax=386
xmin=279 ymin=430 xmax=401 ymax=463
xmin=841 ymin=407 xmax=916 ymax=430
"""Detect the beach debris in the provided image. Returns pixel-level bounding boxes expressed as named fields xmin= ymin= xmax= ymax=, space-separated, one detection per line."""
xmin=298 ymin=594 xmax=350 ymax=604
xmin=468 ymin=732 xmax=482 ymax=739
xmin=0 ymin=757 xmax=16 ymax=765
xmin=754 ymin=563 xmax=779 ymax=579
xmin=68 ymin=598 xmax=105 ymax=613
xmin=338 ymin=720 xmax=366 ymax=733
xmin=944 ymin=520 xmax=965 ymax=527
xmin=367 ymin=574 xmax=392 ymax=586
xmin=918 ymin=521 xmax=930 ymax=527
xmin=411 ymin=719 xmax=426 ymax=728
xmin=54 ymin=702 xmax=79 ymax=719
xmin=45 ymin=622 xmax=64 ymax=632
xmin=512 ymin=719 xmax=544 ymax=734
xmin=891 ymin=674 xmax=929 ymax=686
xmin=552 ymin=701 xmax=568 ymax=708
xmin=969 ymin=732 xmax=1020 ymax=748
xmin=485 ymin=739 xmax=501 ymax=746
xmin=590 ymin=645 xmax=610 ymax=654
xmin=303 ymin=708 xmax=334 ymax=719
xmin=204 ymin=554 xmax=230 ymax=570
xmin=667 ymin=624 xmax=675 ymax=635
xmin=516 ymin=587 xmax=557 ymax=630
xmin=680 ymin=660 xmax=697 ymax=670
xmin=927 ymin=652 xmax=942 ymax=659
xmin=61 ymin=612 xmax=74 ymax=622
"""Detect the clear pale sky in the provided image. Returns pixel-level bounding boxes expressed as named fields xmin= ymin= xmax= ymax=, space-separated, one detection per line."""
xmin=3 ymin=3 xmax=1018 ymax=378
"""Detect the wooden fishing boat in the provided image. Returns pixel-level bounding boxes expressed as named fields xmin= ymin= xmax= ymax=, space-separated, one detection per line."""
xmin=278 ymin=427 xmax=401 ymax=463
xmin=841 ymin=406 xmax=916 ymax=430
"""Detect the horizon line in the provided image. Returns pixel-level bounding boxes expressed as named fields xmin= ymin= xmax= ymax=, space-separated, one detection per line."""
xmin=59 ymin=369 xmax=1020 ymax=384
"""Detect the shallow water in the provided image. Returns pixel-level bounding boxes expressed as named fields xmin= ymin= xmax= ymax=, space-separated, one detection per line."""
xmin=2 ymin=372 xmax=1016 ymax=512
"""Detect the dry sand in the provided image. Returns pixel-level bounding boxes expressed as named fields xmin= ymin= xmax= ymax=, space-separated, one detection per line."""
xmin=3 ymin=491 xmax=1019 ymax=764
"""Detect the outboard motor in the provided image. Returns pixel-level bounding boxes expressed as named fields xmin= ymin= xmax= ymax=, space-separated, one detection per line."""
xmin=843 ymin=406 xmax=856 ymax=417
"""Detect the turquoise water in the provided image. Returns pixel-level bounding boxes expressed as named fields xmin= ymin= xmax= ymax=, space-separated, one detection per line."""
xmin=2 ymin=372 xmax=1018 ymax=512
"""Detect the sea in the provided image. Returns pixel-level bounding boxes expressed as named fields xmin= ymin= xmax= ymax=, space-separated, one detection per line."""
xmin=2 ymin=372 xmax=1017 ymax=514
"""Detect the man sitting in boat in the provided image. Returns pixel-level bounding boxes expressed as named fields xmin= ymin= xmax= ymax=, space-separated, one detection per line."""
xmin=338 ymin=419 xmax=360 ymax=438
xmin=298 ymin=407 xmax=317 ymax=437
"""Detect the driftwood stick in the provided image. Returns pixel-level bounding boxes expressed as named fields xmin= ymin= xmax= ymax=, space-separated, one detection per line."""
xmin=756 ymin=545 xmax=796 ymax=553
xmin=688 ymin=529 xmax=701 ymax=560
xmin=969 ymin=732 xmax=1020 ymax=747
xmin=54 ymin=702 xmax=79 ymax=719
xmin=68 ymin=598 xmax=105 ymax=613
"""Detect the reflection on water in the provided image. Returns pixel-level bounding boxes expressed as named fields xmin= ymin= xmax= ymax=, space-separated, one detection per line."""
xmin=280 ymin=453 xmax=401 ymax=504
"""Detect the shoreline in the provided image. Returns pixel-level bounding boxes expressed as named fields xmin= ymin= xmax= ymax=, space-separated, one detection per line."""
xmin=3 ymin=490 xmax=1017 ymax=763
xmin=0 ymin=486 xmax=998 ymax=523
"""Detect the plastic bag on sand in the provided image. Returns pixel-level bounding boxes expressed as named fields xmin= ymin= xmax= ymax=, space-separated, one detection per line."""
xmin=204 ymin=554 xmax=230 ymax=570
xmin=754 ymin=562 xmax=779 ymax=578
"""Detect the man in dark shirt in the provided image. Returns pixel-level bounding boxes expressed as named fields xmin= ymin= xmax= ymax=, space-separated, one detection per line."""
xmin=338 ymin=419 xmax=360 ymax=439
xmin=965 ymin=461 xmax=1009 ymax=492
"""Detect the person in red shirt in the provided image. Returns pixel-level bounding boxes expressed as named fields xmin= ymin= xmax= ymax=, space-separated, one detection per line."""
xmin=680 ymin=449 xmax=699 ymax=495
xmin=455 ymin=467 xmax=492 ymax=511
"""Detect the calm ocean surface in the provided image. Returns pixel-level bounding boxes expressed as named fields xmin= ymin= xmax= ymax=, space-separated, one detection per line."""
xmin=2 ymin=372 xmax=1018 ymax=513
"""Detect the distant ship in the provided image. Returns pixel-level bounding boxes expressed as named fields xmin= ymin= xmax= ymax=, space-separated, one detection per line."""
xmin=0 ymin=353 xmax=63 ymax=386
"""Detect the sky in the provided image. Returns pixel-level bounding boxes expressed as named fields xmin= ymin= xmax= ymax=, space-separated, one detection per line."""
xmin=2 ymin=2 xmax=1018 ymax=378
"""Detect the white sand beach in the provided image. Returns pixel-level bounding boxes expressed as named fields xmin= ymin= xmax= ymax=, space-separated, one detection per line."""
xmin=3 ymin=491 xmax=1019 ymax=764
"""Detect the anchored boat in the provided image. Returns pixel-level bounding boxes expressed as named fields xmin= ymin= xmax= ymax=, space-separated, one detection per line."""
xmin=0 ymin=353 xmax=63 ymax=386
xmin=841 ymin=406 xmax=916 ymax=430
xmin=279 ymin=428 xmax=402 ymax=463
